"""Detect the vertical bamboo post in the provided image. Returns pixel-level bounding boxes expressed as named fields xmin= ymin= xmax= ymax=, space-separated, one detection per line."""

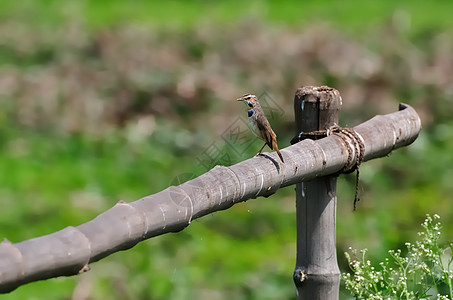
xmin=293 ymin=86 xmax=342 ymax=299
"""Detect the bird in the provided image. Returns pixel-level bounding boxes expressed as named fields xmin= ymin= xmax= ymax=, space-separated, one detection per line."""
xmin=237 ymin=93 xmax=284 ymax=163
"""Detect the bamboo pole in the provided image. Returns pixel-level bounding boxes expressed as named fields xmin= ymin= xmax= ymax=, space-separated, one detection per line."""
xmin=0 ymin=96 xmax=421 ymax=293
xmin=293 ymin=86 xmax=341 ymax=299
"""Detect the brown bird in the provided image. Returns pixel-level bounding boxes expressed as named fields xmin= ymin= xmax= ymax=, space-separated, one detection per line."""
xmin=237 ymin=94 xmax=284 ymax=163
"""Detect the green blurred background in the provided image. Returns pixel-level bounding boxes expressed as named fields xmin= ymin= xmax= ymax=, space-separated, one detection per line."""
xmin=0 ymin=0 xmax=452 ymax=299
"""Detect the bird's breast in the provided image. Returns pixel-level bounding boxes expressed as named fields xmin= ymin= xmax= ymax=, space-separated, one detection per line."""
xmin=247 ymin=111 xmax=263 ymax=139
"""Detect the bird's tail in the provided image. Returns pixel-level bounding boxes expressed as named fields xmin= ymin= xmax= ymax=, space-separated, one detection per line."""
xmin=273 ymin=139 xmax=284 ymax=163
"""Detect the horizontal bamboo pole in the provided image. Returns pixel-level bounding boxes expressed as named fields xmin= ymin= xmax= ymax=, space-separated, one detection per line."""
xmin=0 ymin=103 xmax=421 ymax=293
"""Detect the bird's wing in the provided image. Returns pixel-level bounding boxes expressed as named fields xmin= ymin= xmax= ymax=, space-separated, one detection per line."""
xmin=256 ymin=120 xmax=275 ymax=150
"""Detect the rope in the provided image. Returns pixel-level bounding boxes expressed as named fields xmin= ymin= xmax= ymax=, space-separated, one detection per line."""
xmin=330 ymin=127 xmax=365 ymax=210
xmin=292 ymin=125 xmax=366 ymax=210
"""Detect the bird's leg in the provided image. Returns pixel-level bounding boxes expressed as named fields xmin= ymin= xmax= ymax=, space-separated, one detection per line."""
xmin=256 ymin=143 xmax=267 ymax=157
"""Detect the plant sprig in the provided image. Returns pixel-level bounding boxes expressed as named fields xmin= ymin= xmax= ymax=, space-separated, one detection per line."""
xmin=343 ymin=214 xmax=453 ymax=299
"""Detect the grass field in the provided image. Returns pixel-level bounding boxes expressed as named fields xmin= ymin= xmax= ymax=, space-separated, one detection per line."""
xmin=2 ymin=0 xmax=453 ymax=34
xmin=1 ymin=1 xmax=453 ymax=299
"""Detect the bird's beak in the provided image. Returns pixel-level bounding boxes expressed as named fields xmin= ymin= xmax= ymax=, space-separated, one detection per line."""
xmin=236 ymin=97 xmax=243 ymax=101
